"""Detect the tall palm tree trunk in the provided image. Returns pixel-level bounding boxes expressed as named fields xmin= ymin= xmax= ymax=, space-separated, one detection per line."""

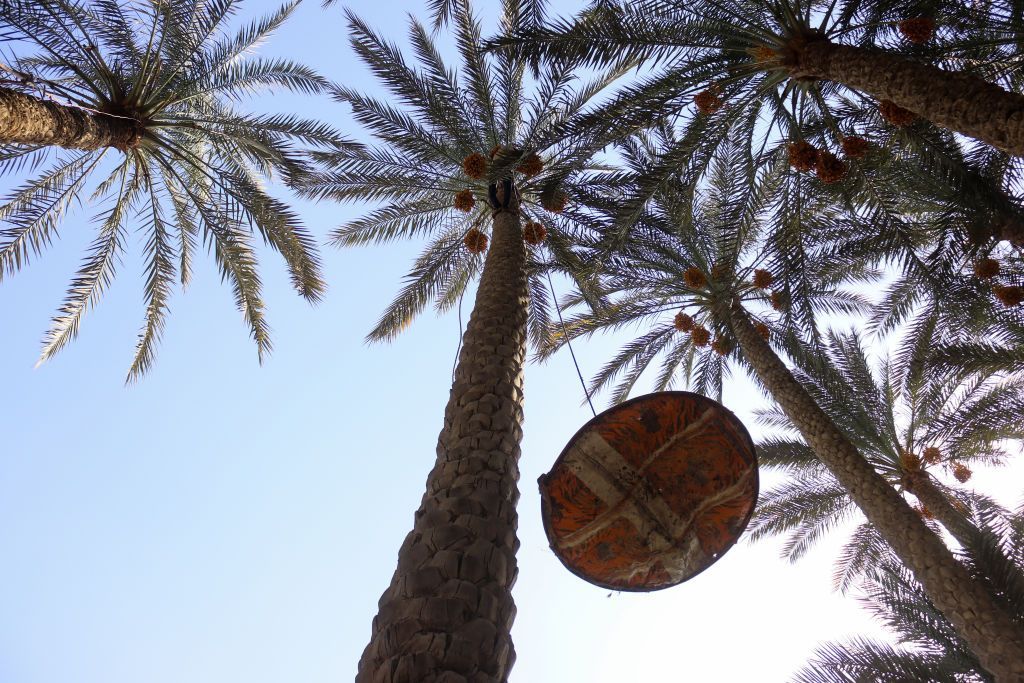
xmin=905 ymin=472 xmax=1024 ymax=599
xmin=789 ymin=38 xmax=1024 ymax=156
xmin=904 ymin=471 xmax=980 ymax=549
xmin=357 ymin=206 xmax=528 ymax=683
xmin=725 ymin=300 xmax=1024 ymax=681
xmin=0 ymin=87 xmax=140 ymax=151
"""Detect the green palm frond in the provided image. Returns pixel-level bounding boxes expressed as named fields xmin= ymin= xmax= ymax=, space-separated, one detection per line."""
xmin=0 ymin=0 xmax=349 ymax=379
xmin=301 ymin=2 xmax=625 ymax=346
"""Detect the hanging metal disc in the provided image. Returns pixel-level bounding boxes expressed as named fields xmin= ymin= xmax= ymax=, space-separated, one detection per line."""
xmin=539 ymin=391 xmax=759 ymax=591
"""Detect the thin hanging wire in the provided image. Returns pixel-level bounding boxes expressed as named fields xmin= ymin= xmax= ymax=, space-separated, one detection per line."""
xmin=452 ymin=290 xmax=465 ymax=382
xmin=546 ymin=269 xmax=597 ymax=417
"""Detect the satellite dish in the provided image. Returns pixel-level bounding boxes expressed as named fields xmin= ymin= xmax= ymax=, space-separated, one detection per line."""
xmin=539 ymin=391 xmax=759 ymax=591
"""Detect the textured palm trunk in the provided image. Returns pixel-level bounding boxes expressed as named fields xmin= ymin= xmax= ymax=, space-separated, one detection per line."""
xmin=357 ymin=208 xmax=528 ymax=682
xmin=790 ymin=38 xmax=1024 ymax=156
xmin=0 ymin=87 xmax=141 ymax=151
xmin=726 ymin=300 xmax=1024 ymax=681
xmin=904 ymin=471 xmax=980 ymax=549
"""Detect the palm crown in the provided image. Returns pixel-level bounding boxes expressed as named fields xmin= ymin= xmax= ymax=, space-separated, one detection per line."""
xmin=545 ymin=133 xmax=867 ymax=402
xmin=0 ymin=0 xmax=348 ymax=379
xmin=492 ymin=0 xmax=1024 ymax=270
xmin=299 ymin=3 xmax=629 ymax=347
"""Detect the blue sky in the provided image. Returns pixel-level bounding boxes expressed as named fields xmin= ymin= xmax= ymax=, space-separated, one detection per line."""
xmin=1 ymin=1 xmax=1021 ymax=681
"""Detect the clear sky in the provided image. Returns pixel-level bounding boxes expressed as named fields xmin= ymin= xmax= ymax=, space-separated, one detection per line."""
xmin=1 ymin=1 xmax=1021 ymax=682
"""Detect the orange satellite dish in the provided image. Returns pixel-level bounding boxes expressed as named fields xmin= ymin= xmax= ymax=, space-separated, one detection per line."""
xmin=539 ymin=391 xmax=759 ymax=591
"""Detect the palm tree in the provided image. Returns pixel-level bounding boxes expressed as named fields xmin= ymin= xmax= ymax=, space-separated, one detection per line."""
xmin=490 ymin=0 xmax=1024 ymax=271
xmin=496 ymin=0 xmax=1024 ymax=155
xmin=749 ymin=325 xmax=1024 ymax=588
xmin=546 ymin=140 xmax=1024 ymax=679
xmin=793 ymin=501 xmax=1024 ymax=682
xmin=0 ymin=0 xmax=347 ymax=379
xmin=298 ymin=2 xmax=625 ymax=678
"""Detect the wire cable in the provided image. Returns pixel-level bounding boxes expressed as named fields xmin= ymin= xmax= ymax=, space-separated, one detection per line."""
xmin=546 ymin=270 xmax=597 ymax=417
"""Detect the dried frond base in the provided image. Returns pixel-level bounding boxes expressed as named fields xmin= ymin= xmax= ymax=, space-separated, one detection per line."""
xmin=674 ymin=312 xmax=695 ymax=332
xmin=899 ymin=17 xmax=935 ymax=44
xmin=788 ymin=140 xmax=818 ymax=172
xmin=841 ymin=136 xmax=869 ymax=159
xmin=464 ymin=228 xmax=489 ymax=254
xmin=462 ymin=152 xmax=488 ymax=179
xmin=973 ymin=258 xmax=1000 ymax=279
xmin=691 ymin=325 xmax=711 ymax=347
xmin=523 ymin=221 xmax=547 ymax=245
xmin=684 ymin=267 xmax=708 ymax=289
xmin=994 ymin=285 xmax=1024 ymax=307
xmin=879 ymin=100 xmax=916 ymax=127
xmin=815 ymin=150 xmax=847 ymax=183
xmin=454 ymin=189 xmax=475 ymax=212
xmin=753 ymin=268 xmax=774 ymax=289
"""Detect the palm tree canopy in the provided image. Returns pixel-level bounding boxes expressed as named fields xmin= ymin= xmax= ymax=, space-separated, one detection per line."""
xmin=297 ymin=0 xmax=631 ymax=348
xmin=0 ymin=0 xmax=350 ymax=380
xmin=492 ymin=0 xmax=1024 ymax=317
xmin=749 ymin=325 xmax=1024 ymax=588
xmin=543 ymin=132 xmax=869 ymax=402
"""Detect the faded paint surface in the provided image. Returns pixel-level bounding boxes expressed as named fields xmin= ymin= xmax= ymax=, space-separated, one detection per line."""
xmin=539 ymin=392 xmax=758 ymax=591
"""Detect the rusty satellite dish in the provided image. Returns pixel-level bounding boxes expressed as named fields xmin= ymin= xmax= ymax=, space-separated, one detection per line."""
xmin=539 ymin=391 xmax=759 ymax=591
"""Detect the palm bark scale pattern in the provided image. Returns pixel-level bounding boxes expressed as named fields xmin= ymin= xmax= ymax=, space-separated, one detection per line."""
xmin=357 ymin=210 xmax=528 ymax=682
xmin=791 ymin=39 xmax=1024 ymax=156
xmin=727 ymin=301 xmax=1024 ymax=681
xmin=0 ymin=87 xmax=140 ymax=151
